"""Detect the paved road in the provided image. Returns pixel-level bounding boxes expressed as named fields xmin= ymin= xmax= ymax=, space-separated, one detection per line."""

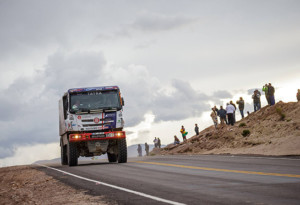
xmin=37 ymin=155 xmax=300 ymax=205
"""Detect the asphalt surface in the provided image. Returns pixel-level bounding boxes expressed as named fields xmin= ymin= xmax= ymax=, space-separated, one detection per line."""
xmin=37 ymin=155 xmax=300 ymax=205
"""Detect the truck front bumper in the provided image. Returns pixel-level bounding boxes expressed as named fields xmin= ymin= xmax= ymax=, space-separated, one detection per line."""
xmin=69 ymin=131 xmax=126 ymax=142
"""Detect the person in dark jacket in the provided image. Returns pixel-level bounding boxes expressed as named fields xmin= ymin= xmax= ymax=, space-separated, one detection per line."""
xmin=137 ymin=144 xmax=142 ymax=157
xmin=194 ymin=124 xmax=199 ymax=135
xmin=145 ymin=143 xmax=149 ymax=156
xmin=157 ymin=138 xmax=161 ymax=148
xmin=297 ymin=89 xmax=300 ymax=102
xmin=268 ymin=83 xmax=275 ymax=105
xmin=217 ymin=106 xmax=227 ymax=126
xmin=236 ymin=97 xmax=245 ymax=118
xmin=252 ymin=89 xmax=261 ymax=112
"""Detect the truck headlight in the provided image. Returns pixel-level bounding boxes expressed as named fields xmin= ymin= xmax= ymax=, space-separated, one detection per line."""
xmin=73 ymin=135 xmax=81 ymax=139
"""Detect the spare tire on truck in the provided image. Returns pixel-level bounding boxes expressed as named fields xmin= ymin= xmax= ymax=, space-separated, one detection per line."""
xmin=117 ymin=138 xmax=127 ymax=163
xmin=67 ymin=140 xmax=78 ymax=166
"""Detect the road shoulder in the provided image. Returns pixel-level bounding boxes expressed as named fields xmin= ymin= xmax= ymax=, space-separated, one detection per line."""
xmin=0 ymin=165 xmax=112 ymax=205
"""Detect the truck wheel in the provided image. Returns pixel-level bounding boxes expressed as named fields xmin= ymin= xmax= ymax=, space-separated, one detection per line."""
xmin=61 ymin=142 xmax=68 ymax=165
xmin=117 ymin=138 xmax=127 ymax=163
xmin=107 ymin=153 xmax=117 ymax=163
xmin=67 ymin=140 xmax=78 ymax=166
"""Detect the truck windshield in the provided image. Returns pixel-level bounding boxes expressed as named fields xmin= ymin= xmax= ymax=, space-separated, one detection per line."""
xmin=69 ymin=91 xmax=121 ymax=113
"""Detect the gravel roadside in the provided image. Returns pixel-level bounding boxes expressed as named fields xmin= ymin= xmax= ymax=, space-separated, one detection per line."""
xmin=0 ymin=165 xmax=111 ymax=205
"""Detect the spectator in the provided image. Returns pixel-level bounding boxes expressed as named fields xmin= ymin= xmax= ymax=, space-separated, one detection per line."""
xmin=157 ymin=138 xmax=161 ymax=148
xmin=137 ymin=144 xmax=142 ymax=157
xmin=236 ymin=97 xmax=245 ymax=118
xmin=174 ymin=135 xmax=180 ymax=145
xmin=213 ymin=105 xmax=219 ymax=113
xmin=268 ymin=83 xmax=275 ymax=106
xmin=217 ymin=106 xmax=227 ymax=126
xmin=210 ymin=108 xmax=218 ymax=129
xmin=153 ymin=137 xmax=158 ymax=148
xmin=230 ymin=101 xmax=237 ymax=123
xmin=297 ymin=89 xmax=300 ymax=102
xmin=226 ymin=103 xmax=235 ymax=126
xmin=262 ymin=84 xmax=270 ymax=105
xmin=180 ymin=126 xmax=188 ymax=141
xmin=252 ymin=89 xmax=261 ymax=112
xmin=194 ymin=124 xmax=199 ymax=135
xmin=145 ymin=143 xmax=149 ymax=156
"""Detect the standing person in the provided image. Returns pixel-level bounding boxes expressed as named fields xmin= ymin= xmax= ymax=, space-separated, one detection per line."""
xmin=226 ymin=103 xmax=235 ymax=126
xmin=297 ymin=89 xmax=300 ymax=102
xmin=236 ymin=97 xmax=245 ymax=118
xmin=153 ymin=137 xmax=158 ymax=148
xmin=230 ymin=101 xmax=237 ymax=123
xmin=180 ymin=126 xmax=188 ymax=141
xmin=145 ymin=143 xmax=149 ymax=156
xmin=262 ymin=84 xmax=270 ymax=105
xmin=174 ymin=135 xmax=180 ymax=145
xmin=157 ymin=138 xmax=161 ymax=148
xmin=213 ymin=105 xmax=219 ymax=113
xmin=210 ymin=108 xmax=218 ymax=129
xmin=217 ymin=106 xmax=227 ymax=126
xmin=252 ymin=89 xmax=261 ymax=112
xmin=194 ymin=124 xmax=199 ymax=135
xmin=137 ymin=144 xmax=142 ymax=157
xmin=268 ymin=83 xmax=275 ymax=106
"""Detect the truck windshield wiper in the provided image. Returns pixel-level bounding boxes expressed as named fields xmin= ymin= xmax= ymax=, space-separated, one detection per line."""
xmin=76 ymin=108 xmax=90 ymax=114
xmin=103 ymin=107 xmax=117 ymax=112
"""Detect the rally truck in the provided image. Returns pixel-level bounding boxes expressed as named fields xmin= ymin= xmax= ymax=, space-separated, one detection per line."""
xmin=59 ymin=86 xmax=127 ymax=166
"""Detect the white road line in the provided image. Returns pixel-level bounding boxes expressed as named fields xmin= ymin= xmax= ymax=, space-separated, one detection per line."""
xmin=36 ymin=164 xmax=186 ymax=205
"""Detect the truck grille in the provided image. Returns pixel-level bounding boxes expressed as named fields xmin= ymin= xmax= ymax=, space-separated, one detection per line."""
xmin=81 ymin=118 xmax=112 ymax=123
xmin=82 ymin=119 xmax=94 ymax=122
xmin=90 ymin=134 xmax=106 ymax=138
xmin=82 ymin=123 xmax=111 ymax=127
xmin=82 ymin=124 xmax=101 ymax=127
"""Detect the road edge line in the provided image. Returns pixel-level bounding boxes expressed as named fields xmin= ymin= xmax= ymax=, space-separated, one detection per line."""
xmin=35 ymin=163 xmax=186 ymax=205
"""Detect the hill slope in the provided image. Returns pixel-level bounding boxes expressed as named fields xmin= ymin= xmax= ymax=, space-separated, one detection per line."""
xmin=152 ymin=101 xmax=300 ymax=156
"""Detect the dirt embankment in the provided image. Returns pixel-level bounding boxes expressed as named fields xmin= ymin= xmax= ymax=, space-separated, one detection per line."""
xmin=152 ymin=101 xmax=300 ymax=156
xmin=0 ymin=165 xmax=109 ymax=205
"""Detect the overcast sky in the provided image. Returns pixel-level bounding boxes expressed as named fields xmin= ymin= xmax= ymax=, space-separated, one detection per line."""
xmin=0 ymin=0 xmax=299 ymax=167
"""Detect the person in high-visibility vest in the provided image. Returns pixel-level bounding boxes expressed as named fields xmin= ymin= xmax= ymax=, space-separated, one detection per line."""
xmin=180 ymin=125 xmax=188 ymax=141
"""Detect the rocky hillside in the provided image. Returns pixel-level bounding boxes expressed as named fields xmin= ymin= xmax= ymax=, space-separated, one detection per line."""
xmin=152 ymin=101 xmax=300 ymax=156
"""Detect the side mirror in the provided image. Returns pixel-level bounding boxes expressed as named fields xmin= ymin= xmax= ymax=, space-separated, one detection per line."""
xmin=122 ymin=97 xmax=125 ymax=106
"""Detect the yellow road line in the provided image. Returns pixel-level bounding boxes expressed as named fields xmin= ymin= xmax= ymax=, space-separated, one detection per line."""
xmin=135 ymin=161 xmax=300 ymax=178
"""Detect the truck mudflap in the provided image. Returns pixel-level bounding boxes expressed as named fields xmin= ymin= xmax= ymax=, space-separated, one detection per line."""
xmin=69 ymin=131 xmax=126 ymax=142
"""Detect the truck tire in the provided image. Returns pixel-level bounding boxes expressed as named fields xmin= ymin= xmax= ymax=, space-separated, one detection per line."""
xmin=67 ymin=140 xmax=78 ymax=166
xmin=117 ymin=138 xmax=127 ymax=163
xmin=107 ymin=153 xmax=117 ymax=163
xmin=61 ymin=142 xmax=68 ymax=165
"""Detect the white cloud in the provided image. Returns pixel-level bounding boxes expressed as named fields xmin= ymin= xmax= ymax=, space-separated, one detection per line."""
xmin=0 ymin=143 xmax=60 ymax=167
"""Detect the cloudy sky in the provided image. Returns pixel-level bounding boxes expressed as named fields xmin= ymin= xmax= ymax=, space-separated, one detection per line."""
xmin=0 ymin=0 xmax=299 ymax=167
